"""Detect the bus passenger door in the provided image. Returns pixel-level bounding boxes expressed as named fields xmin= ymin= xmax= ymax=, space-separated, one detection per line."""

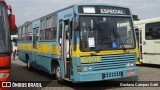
xmin=32 ymin=27 xmax=39 ymax=65
xmin=33 ymin=28 xmax=38 ymax=49
xmin=60 ymin=20 xmax=72 ymax=78
xmin=136 ymin=29 xmax=142 ymax=63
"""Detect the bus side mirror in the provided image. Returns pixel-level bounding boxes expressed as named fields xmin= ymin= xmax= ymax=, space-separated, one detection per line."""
xmin=74 ymin=19 xmax=79 ymax=31
xmin=8 ymin=14 xmax=16 ymax=30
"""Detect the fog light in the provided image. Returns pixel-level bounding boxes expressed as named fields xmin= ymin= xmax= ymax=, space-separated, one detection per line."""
xmin=0 ymin=73 xmax=9 ymax=78
xmin=130 ymin=63 xmax=134 ymax=66
xmin=77 ymin=67 xmax=82 ymax=72
xmin=82 ymin=66 xmax=93 ymax=71
xmin=126 ymin=63 xmax=134 ymax=67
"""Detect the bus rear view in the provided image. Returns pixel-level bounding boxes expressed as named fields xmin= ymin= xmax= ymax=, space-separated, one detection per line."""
xmin=0 ymin=0 xmax=16 ymax=90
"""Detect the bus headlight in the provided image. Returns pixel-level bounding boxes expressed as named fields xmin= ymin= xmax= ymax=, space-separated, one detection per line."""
xmin=82 ymin=66 xmax=93 ymax=71
xmin=126 ymin=63 xmax=135 ymax=67
xmin=0 ymin=73 xmax=9 ymax=78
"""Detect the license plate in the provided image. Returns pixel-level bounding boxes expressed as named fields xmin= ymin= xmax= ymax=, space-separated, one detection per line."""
xmin=127 ymin=70 xmax=135 ymax=75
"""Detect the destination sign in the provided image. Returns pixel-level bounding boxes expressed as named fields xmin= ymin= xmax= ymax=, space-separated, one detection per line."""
xmin=78 ymin=6 xmax=130 ymax=15
xmin=100 ymin=9 xmax=124 ymax=14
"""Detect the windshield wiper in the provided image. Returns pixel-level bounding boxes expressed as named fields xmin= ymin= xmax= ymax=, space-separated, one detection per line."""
xmin=112 ymin=27 xmax=126 ymax=51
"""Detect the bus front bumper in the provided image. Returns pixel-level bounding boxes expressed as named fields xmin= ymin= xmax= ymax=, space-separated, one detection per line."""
xmin=75 ymin=67 xmax=138 ymax=82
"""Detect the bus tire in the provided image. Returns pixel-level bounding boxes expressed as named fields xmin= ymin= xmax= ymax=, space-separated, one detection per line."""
xmin=55 ymin=65 xmax=63 ymax=83
xmin=27 ymin=59 xmax=32 ymax=71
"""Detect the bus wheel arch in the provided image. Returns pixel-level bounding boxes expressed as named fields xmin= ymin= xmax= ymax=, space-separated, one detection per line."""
xmin=25 ymin=54 xmax=29 ymax=62
xmin=26 ymin=54 xmax=32 ymax=70
xmin=51 ymin=60 xmax=63 ymax=82
xmin=51 ymin=60 xmax=59 ymax=74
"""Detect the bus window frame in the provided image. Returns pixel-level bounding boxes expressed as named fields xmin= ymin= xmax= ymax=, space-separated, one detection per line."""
xmin=0 ymin=3 xmax=11 ymax=54
xmin=145 ymin=22 xmax=160 ymax=40
xmin=39 ymin=15 xmax=57 ymax=42
xmin=78 ymin=15 xmax=136 ymax=52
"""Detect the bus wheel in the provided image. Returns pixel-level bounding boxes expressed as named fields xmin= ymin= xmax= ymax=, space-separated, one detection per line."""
xmin=55 ymin=65 xmax=63 ymax=83
xmin=27 ymin=60 xmax=32 ymax=70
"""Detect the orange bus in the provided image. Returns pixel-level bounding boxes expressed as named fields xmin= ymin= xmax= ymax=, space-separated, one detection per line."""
xmin=0 ymin=0 xmax=15 ymax=90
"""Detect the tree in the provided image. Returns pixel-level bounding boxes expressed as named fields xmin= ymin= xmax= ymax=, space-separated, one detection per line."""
xmin=132 ymin=15 xmax=140 ymax=21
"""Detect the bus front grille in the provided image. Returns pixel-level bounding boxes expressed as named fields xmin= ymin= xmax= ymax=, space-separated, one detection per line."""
xmin=93 ymin=54 xmax=136 ymax=71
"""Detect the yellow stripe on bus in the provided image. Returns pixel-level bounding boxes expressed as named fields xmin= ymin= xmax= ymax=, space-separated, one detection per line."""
xmin=18 ymin=44 xmax=60 ymax=55
xmin=72 ymin=44 xmax=139 ymax=57
xmin=18 ymin=42 xmax=139 ymax=57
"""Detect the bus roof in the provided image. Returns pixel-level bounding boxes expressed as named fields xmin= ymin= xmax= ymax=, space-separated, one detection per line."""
xmin=134 ymin=17 xmax=160 ymax=25
xmin=76 ymin=3 xmax=129 ymax=8
xmin=19 ymin=3 xmax=130 ymax=27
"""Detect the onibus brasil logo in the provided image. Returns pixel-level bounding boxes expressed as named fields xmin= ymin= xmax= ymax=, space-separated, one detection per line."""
xmin=2 ymin=82 xmax=42 ymax=87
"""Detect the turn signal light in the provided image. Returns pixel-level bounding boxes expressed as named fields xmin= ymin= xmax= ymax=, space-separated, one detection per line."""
xmin=77 ymin=67 xmax=82 ymax=72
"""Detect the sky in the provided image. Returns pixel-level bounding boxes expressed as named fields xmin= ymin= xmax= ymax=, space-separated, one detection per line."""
xmin=5 ymin=0 xmax=160 ymax=26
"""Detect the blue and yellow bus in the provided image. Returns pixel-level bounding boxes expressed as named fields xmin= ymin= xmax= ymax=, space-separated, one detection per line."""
xmin=18 ymin=4 xmax=138 ymax=83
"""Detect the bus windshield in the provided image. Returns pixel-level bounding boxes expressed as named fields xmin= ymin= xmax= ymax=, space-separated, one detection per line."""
xmin=0 ymin=3 xmax=11 ymax=53
xmin=80 ymin=16 xmax=135 ymax=52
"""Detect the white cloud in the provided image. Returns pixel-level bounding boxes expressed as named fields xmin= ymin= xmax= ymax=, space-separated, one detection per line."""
xmin=5 ymin=0 xmax=160 ymax=26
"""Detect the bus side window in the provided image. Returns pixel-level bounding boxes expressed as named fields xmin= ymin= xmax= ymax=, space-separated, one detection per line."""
xmin=73 ymin=19 xmax=78 ymax=51
xmin=145 ymin=23 xmax=159 ymax=40
xmin=59 ymin=20 xmax=62 ymax=45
